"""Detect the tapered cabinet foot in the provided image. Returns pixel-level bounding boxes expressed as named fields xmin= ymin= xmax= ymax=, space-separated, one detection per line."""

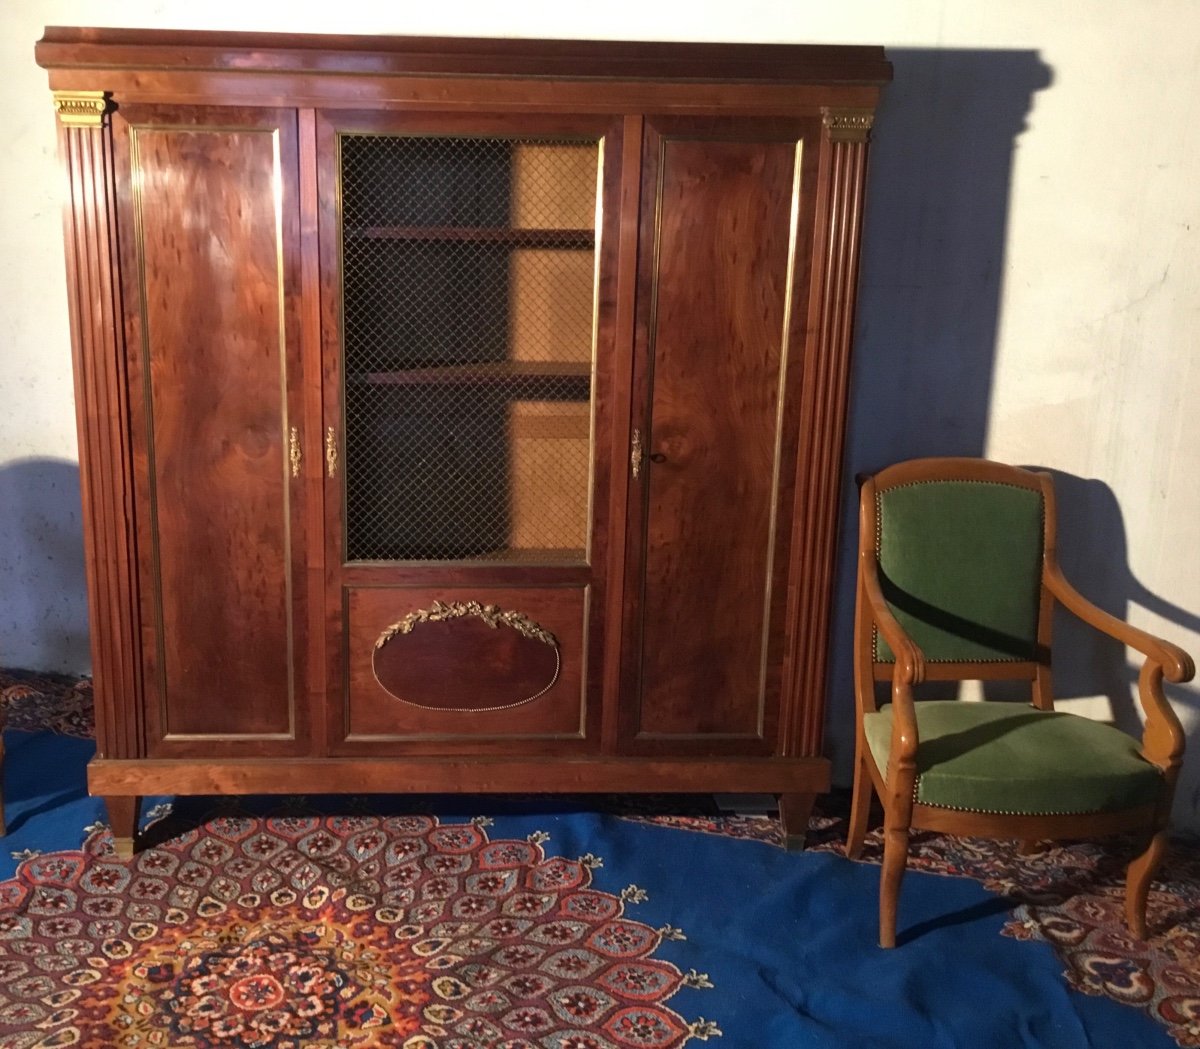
xmin=104 ymin=795 xmax=140 ymax=860
xmin=779 ymin=792 xmax=817 ymax=851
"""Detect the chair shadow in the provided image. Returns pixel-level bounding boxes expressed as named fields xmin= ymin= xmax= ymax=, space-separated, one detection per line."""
xmin=896 ymin=896 xmax=1017 ymax=947
xmin=915 ymin=710 xmax=1071 ymax=768
xmin=0 ymin=458 xmax=90 ymax=673
xmin=828 ymin=57 xmax=1198 ymax=822
xmin=2 ymin=789 xmax=91 ymax=835
xmin=1028 ymin=469 xmax=1200 ymax=830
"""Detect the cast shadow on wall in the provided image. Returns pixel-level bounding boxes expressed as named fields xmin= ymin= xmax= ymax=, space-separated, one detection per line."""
xmin=825 ymin=49 xmax=1054 ymax=777
xmin=825 ymin=47 xmax=1200 ymax=827
xmin=0 ymin=458 xmax=89 ymax=673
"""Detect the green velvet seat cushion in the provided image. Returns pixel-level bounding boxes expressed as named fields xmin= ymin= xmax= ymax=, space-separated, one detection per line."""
xmin=875 ymin=481 xmax=1044 ymax=663
xmin=863 ymin=700 xmax=1163 ymax=815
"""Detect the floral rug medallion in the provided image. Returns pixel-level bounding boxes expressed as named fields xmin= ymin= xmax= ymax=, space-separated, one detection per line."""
xmin=0 ymin=815 xmax=717 ymax=1049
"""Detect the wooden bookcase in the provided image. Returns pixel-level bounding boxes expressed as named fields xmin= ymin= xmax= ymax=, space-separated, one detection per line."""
xmin=36 ymin=28 xmax=891 ymax=855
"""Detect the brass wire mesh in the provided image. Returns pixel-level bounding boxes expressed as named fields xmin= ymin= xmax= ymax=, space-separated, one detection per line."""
xmin=340 ymin=134 xmax=599 ymax=562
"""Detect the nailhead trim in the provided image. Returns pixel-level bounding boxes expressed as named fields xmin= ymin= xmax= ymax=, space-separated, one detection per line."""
xmin=883 ymin=764 xmax=1164 ymax=816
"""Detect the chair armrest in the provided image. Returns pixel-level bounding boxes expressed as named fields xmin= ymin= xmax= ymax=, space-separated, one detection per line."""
xmin=1044 ymin=562 xmax=1195 ymax=683
xmin=860 ymin=550 xmax=926 ymax=686
xmin=1045 ymin=560 xmax=1191 ymax=772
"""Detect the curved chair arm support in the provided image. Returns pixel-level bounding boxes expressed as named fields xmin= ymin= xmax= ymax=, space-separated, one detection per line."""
xmin=1045 ymin=560 xmax=1190 ymax=773
xmin=860 ymin=550 xmax=927 ymax=687
xmin=1138 ymin=661 xmax=1186 ymax=774
xmin=885 ymin=679 xmax=921 ymax=769
xmin=1044 ymin=562 xmax=1195 ymax=683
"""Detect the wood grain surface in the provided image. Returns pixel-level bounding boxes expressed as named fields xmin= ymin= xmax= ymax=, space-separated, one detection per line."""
xmin=340 ymin=585 xmax=588 ymax=748
xmin=121 ymin=107 xmax=305 ymax=744
xmin=629 ymin=122 xmax=800 ymax=743
xmin=41 ymin=33 xmax=886 ymax=808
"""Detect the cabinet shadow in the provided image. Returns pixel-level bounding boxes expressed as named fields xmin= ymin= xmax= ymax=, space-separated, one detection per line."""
xmin=0 ymin=457 xmax=89 ymax=674
xmin=821 ymin=48 xmax=1200 ymax=832
xmin=824 ymin=47 xmax=1053 ymax=772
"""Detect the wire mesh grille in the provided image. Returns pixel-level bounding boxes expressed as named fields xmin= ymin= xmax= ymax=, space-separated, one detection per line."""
xmin=340 ymin=134 xmax=599 ymax=562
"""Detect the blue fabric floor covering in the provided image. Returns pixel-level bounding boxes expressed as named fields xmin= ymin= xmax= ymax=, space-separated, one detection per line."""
xmin=0 ymin=724 xmax=1177 ymax=1049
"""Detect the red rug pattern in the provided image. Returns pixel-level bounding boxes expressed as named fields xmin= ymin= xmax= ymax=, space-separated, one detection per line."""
xmin=0 ymin=816 xmax=717 ymax=1049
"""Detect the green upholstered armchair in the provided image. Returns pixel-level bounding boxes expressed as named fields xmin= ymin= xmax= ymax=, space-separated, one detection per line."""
xmin=847 ymin=458 xmax=1194 ymax=948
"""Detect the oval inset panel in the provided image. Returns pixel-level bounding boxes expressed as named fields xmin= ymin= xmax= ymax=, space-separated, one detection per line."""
xmin=372 ymin=602 xmax=560 ymax=711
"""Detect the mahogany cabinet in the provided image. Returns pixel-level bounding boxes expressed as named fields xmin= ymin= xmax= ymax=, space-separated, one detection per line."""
xmin=36 ymin=28 xmax=890 ymax=855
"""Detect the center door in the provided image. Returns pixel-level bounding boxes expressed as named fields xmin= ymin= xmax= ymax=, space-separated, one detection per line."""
xmin=316 ymin=111 xmax=624 ymax=755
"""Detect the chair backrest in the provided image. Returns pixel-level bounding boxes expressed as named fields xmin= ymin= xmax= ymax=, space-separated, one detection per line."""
xmin=861 ymin=459 xmax=1052 ymax=677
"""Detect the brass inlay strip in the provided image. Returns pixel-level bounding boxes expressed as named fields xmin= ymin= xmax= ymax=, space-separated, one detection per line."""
xmin=271 ymin=124 xmax=298 ymax=741
xmin=584 ymin=136 xmax=604 ymax=565
xmin=54 ymin=90 xmax=109 ymax=128
xmin=757 ymin=137 xmax=805 ymax=732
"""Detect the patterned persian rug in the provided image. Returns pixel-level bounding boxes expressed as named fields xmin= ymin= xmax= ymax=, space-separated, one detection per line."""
xmin=0 ymin=813 xmax=718 ymax=1048
xmin=0 ymin=670 xmax=94 ymax=739
xmin=0 ymin=668 xmax=1194 ymax=1047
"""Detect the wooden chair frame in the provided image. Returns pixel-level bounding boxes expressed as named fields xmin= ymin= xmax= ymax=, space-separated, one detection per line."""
xmin=847 ymin=457 xmax=1195 ymax=947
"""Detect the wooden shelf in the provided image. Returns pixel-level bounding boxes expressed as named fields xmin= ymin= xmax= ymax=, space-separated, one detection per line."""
xmin=349 ymin=361 xmax=592 ymax=386
xmin=348 ymin=548 xmax=587 ymax=566
xmin=346 ymin=226 xmax=594 ymax=248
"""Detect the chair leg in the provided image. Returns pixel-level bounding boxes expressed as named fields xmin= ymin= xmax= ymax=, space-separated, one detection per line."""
xmin=879 ymin=814 xmax=911 ymax=948
xmin=1017 ymin=839 xmax=1041 ymax=857
xmin=1126 ymin=830 xmax=1168 ymax=940
xmin=846 ymin=750 xmax=872 ymax=860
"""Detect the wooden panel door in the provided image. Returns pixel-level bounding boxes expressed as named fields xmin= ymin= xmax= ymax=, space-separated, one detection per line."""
xmin=619 ymin=116 xmax=820 ymax=754
xmin=114 ymin=105 xmax=310 ymax=755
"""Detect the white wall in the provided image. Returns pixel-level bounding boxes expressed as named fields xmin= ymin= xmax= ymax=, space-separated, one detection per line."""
xmin=3 ymin=1 xmax=1198 ymax=827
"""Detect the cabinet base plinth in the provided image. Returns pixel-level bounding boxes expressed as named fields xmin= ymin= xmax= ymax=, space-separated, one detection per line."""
xmin=89 ymin=756 xmax=829 ymax=798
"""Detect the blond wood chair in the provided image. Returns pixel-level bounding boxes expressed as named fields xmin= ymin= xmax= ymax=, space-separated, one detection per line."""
xmin=848 ymin=458 xmax=1194 ymax=947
